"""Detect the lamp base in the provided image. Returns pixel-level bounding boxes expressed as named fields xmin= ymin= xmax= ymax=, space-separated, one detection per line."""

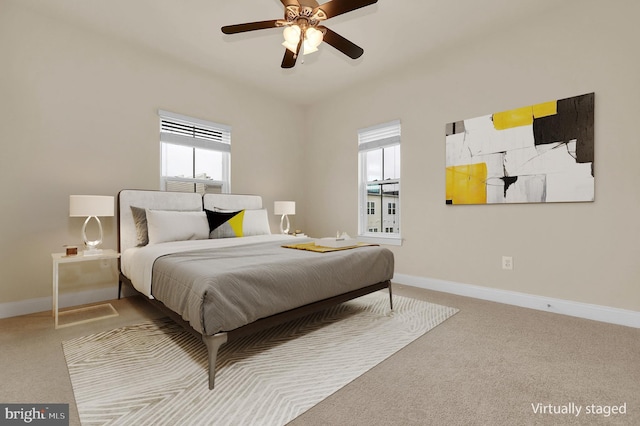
xmin=280 ymin=214 xmax=291 ymax=234
xmin=82 ymin=216 xmax=104 ymax=256
xmin=83 ymin=247 xmax=104 ymax=256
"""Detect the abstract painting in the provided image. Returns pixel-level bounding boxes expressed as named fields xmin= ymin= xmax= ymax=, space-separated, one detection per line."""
xmin=445 ymin=93 xmax=594 ymax=204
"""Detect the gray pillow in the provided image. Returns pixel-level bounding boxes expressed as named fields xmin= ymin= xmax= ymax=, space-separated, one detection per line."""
xmin=130 ymin=206 xmax=148 ymax=246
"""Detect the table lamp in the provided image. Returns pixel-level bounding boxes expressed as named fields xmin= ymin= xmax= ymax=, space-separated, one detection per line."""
xmin=274 ymin=201 xmax=295 ymax=234
xmin=69 ymin=195 xmax=114 ymax=255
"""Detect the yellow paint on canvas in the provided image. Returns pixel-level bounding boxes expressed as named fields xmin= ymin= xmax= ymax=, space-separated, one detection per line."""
xmin=228 ymin=210 xmax=245 ymax=236
xmin=446 ymin=163 xmax=488 ymax=204
xmin=493 ymin=106 xmax=533 ymax=130
xmin=493 ymin=100 xmax=558 ymax=130
xmin=532 ymin=101 xmax=557 ymax=118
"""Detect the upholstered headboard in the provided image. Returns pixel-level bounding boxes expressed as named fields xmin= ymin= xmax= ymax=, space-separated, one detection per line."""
xmin=117 ymin=190 xmax=265 ymax=254
xmin=202 ymin=193 xmax=262 ymax=211
xmin=118 ymin=190 xmax=203 ymax=253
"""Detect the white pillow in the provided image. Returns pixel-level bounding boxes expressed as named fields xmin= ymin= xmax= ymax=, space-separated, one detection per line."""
xmin=241 ymin=209 xmax=272 ymax=236
xmin=145 ymin=209 xmax=209 ymax=244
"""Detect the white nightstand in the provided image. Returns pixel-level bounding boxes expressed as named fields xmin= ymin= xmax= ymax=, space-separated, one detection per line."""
xmin=52 ymin=249 xmax=120 ymax=329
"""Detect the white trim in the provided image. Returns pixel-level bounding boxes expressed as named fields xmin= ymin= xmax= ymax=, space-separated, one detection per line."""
xmin=358 ymin=119 xmax=401 ymax=144
xmin=358 ymin=235 xmax=403 ymax=246
xmin=393 ymin=273 xmax=640 ymax=329
xmin=0 ymin=287 xmax=118 ymax=320
xmin=162 ymin=176 xmax=225 ymax=187
xmin=357 ymin=120 xmax=401 ymax=239
xmin=366 ymin=178 xmax=400 ymax=186
xmin=160 ymin=132 xmax=231 ymax=152
xmin=358 ymin=136 xmax=401 ymax=152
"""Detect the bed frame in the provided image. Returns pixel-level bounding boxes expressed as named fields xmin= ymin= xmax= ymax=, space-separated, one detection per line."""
xmin=117 ymin=190 xmax=393 ymax=389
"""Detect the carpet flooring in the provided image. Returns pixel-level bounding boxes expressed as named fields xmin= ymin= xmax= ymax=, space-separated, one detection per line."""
xmin=62 ymin=291 xmax=457 ymax=425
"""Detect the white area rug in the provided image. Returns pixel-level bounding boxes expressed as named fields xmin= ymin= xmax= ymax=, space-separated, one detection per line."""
xmin=63 ymin=292 xmax=458 ymax=425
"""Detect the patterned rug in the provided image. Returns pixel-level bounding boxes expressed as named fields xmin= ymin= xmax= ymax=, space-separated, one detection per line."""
xmin=63 ymin=291 xmax=458 ymax=425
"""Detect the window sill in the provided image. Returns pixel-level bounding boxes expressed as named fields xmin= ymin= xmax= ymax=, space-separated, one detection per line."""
xmin=357 ymin=235 xmax=403 ymax=246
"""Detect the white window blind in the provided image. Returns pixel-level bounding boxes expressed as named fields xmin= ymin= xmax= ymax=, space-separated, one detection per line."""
xmin=159 ymin=110 xmax=230 ymax=152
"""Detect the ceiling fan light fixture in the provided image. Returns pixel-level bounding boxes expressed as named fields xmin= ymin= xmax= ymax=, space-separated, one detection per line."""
xmin=282 ymin=25 xmax=301 ymax=53
xmin=301 ymin=26 xmax=323 ymax=55
xmin=305 ymin=27 xmax=323 ymax=48
xmin=302 ymin=44 xmax=318 ymax=55
xmin=282 ymin=40 xmax=299 ymax=53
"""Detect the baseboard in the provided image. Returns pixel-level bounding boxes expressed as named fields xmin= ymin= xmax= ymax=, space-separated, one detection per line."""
xmin=6 ymin=275 xmax=638 ymax=328
xmin=393 ymin=273 xmax=640 ymax=329
xmin=0 ymin=287 xmax=119 ymax=320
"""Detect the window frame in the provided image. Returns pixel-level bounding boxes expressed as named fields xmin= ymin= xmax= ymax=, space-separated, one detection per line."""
xmin=159 ymin=110 xmax=231 ymax=194
xmin=357 ymin=120 xmax=402 ymax=246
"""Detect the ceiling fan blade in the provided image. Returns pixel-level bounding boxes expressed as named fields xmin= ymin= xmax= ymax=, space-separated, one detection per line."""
xmin=281 ymin=37 xmax=303 ymax=68
xmin=221 ymin=20 xmax=280 ymax=35
xmin=281 ymin=49 xmax=297 ymax=69
xmin=316 ymin=0 xmax=378 ymax=19
xmin=319 ymin=26 xmax=364 ymax=59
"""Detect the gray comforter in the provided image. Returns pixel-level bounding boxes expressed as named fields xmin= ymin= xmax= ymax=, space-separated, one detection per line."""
xmin=151 ymin=239 xmax=394 ymax=335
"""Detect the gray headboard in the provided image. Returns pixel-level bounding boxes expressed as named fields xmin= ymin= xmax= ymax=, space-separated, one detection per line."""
xmin=203 ymin=193 xmax=262 ymax=211
xmin=117 ymin=190 xmax=264 ymax=253
xmin=118 ymin=190 xmax=203 ymax=253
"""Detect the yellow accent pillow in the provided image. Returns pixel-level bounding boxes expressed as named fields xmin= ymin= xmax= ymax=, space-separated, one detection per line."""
xmin=226 ymin=210 xmax=245 ymax=237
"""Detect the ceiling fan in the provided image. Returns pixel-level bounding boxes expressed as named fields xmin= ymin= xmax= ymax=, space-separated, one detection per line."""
xmin=221 ymin=0 xmax=378 ymax=68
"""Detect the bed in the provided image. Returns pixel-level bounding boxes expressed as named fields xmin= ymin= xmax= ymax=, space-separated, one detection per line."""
xmin=117 ymin=189 xmax=394 ymax=389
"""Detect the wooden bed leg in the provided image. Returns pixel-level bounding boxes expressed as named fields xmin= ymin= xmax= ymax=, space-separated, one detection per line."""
xmin=388 ymin=281 xmax=393 ymax=311
xmin=202 ymin=333 xmax=228 ymax=390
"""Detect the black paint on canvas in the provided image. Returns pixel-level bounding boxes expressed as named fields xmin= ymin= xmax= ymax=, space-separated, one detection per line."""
xmin=532 ymin=93 xmax=594 ymax=175
xmin=501 ymin=176 xmax=519 ymax=197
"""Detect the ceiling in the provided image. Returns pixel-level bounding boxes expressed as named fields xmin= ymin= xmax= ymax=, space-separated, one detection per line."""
xmin=17 ymin=0 xmax=560 ymax=105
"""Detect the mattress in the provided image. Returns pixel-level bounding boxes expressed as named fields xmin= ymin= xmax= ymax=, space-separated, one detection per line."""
xmin=121 ymin=235 xmax=394 ymax=335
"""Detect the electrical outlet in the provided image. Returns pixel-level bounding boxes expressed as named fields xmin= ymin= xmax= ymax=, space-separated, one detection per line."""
xmin=502 ymin=256 xmax=513 ymax=270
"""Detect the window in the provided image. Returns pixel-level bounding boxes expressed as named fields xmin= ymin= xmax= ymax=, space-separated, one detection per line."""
xmin=358 ymin=120 xmax=401 ymax=244
xmin=367 ymin=201 xmax=375 ymax=215
xmin=159 ymin=110 xmax=231 ymax=194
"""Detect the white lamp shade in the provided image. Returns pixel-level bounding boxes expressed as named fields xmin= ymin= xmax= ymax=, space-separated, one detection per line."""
xmin=283 ymin=25 xmax=301 ymax=44
xmin=302 ymin=43 xmax=319 ymax=55
xmin=282 ymin=25 xmax=301 ymax=53
xmin=282 ymin=40 xmax=299 ymax=53
xmin=305 ymin=27 xmax=323 ymax=48
xmin=274 ymin=201 xmax=295 ymax=215
xmin=69 ymin=195 xmax=114 ymax=217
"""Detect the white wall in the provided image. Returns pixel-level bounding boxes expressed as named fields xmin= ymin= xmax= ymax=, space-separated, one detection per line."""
xmin=0 ymin=3 xmax=306 ymax=308
xmin=303 ymin=0 xmax=640 ymax=312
